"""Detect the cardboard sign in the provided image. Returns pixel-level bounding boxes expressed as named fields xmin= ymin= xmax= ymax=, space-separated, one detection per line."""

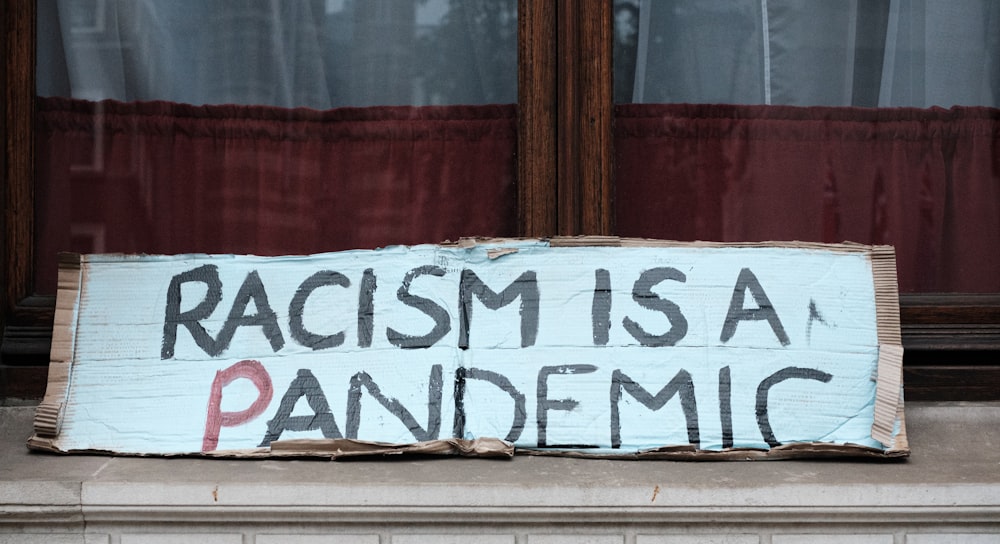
xmin=29 ymin=238 xmax=908 ymax=459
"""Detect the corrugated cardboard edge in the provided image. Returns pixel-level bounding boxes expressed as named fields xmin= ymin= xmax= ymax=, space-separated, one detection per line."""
xmin=451 ymin=235 xmax=891 ymax=251
xmin=28 ymin=253 xmax=84 ymax=452
xmin=27 ymin=239 xmax=908 ymax=460
xmin=869 ymin=246 xmax=908 ymax=454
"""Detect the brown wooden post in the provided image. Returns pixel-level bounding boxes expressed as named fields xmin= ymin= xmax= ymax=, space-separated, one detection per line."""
xmin=557 ymin=0 xmax=613 ymax=236
xmin=517 ymin=0 xmax=559 ymax=238
xmin=2 ymin=0 xmax=52 ymax=396
xmin=2 ymin=0 xmax=38 ymax=326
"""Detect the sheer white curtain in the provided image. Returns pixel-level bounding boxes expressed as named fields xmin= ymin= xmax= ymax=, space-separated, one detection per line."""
xmin=38 ymin=0 xmax=332 ymax=107
xmin=628 ymin=0 xmax=999 ymax=107
xmin=880 ymin=0 xmax=1000 ymax=107
xmin=37 ymin=0 xmax=517 ymax=108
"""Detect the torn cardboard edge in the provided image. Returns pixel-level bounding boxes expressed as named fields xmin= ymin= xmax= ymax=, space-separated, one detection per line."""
xmin=32 ymin=252 xmax=83 ymax=441
xmin=28 ymin=237 xmax=908 ymax=461
xmin=25 ymin=436 xmax=906 ymax=461
xmin=26 ymin=436 xmax=518 ymax=460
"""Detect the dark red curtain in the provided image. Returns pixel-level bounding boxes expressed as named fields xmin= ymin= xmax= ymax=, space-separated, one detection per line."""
xmin=615 ymin=104 xmax=1000 ymax=293
xmin=34 ymin=97 xmax=517 ymax=293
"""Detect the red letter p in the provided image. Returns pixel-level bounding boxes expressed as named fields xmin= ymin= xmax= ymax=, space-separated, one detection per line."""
xmin=202 ymin=359 xmax=273 ymax=452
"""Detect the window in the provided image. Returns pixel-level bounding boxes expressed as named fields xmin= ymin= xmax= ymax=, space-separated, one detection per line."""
xmin=608 ymin=0 xmax=1000 ymax=399
xmin=3 ymin=0 xmax=998 ymax=400
xmin=613 ymin=1 xmax=1000 ymax=295
xmin=32 ymin=0 xmax=520 ymax=293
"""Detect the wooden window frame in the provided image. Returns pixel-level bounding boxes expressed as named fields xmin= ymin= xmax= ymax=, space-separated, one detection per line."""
xmin=3 ymin=0 xmax=999 ymax=399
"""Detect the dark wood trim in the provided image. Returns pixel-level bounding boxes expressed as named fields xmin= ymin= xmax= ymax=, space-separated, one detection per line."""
xmin=900 ymin=294 xmax=1000 ymax=350
xmin=900 ymin=294 xmax=1000 ymax=323
xmin=0 ymin=365 xmax=48 ymax=398
xmin=904 ymin=364 xmax=1000 ymax=401
xmin=2 ymin=0 xmax=43 ymax=334
xmin=517 ymin=0 xmax=558 ymax=238
xmin=1 ymin=0 xmax=47 ymax=398
xmin=557 ymin=0 xmax=613 ymax=236
xmin=519 ymin=0 xmax=613 ymax=238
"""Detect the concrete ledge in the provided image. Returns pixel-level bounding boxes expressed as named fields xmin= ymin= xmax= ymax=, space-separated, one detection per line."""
xmin=2 ymin=402 xmax=999 ymax=538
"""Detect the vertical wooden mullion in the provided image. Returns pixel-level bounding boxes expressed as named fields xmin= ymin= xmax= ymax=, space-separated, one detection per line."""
xmin=517 ymin=0 xmax=613 ymax=238
xmin=1 ymin=0 xmax=51 ymax=397
xmin=517 ymin=0 xmax=558 ymax=238
xmin=2 ymin=0 xmax=38 ymax=326
xmin=557 ymin=0 xmax=613 ymax=236
xmin=556 ymin=0 xmax=579 ymax=234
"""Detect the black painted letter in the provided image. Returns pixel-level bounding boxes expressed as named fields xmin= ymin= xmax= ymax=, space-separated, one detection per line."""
xmin=357 ymin=268 xmax=377 ymax=348
xmin=536 ymin=364 xmax=598 ymax=448
xmin=288 ymin=270 xmax=350 ymax=350
xmin=755 ymin=366 xmax=833 ymax=448
xmin=259 ymin=369 xmax=342 ymax=446
xmin=387 ymin=265 xmax=451 ymax=349
xmin=592 ymin=268 xmax=612 ymax=346
xmin=622 ymin=267 xmax=688 ymax=347
xmin=720 ymin=268 xmax=790 ymax=346
xmin=162 ymin=264 xmax=223 ymax=359
xmin=459 ymin=269 xmax=540 ymax=348
xmin=609 ymin=369 xmax=699 ymax=448
xmin=453 ymin=367 xmax=526 ymax=442
xmin=214 ymin=270 xmax=285 ymax=355
xmin=346 ymin=364 xmax=443 ymax=442
xmin=719 ymin=366 xmax=733 ymax=449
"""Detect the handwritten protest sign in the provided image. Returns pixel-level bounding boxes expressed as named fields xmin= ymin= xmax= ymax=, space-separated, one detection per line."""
xmin=29 ymin=238 xmax=907 ymax=459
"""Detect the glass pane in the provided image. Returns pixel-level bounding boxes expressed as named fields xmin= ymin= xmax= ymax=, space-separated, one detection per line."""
xmin=612 ymin=1 xmax=1000 ymax=293
xmin=614 ymin=0 xmax=999 ymax=107
xmin=33 ymin=0 xmax=519 ymax=294
xmin=38 ymin=0 xmax=517 ymax=107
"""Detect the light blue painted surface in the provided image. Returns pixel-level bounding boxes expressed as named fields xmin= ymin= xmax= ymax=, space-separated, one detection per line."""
xmin=54 ymin=242 xmax=891 ymax=455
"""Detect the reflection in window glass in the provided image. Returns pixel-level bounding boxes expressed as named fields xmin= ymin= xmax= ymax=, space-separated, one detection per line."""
xmin=32 ymin=1 xmax=520 ymax=294
xmin=37 ymin=0 xmax=517 ymax=108
xmin=612 ymin=1 xmax=1000 ymax=293
xmin=614 ymin=0 xmax=999 ymax=107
